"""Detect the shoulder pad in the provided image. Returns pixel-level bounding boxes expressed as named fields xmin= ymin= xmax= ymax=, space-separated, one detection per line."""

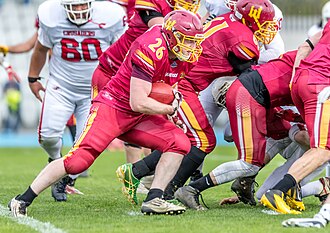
xmin=38 ymin=0 xmax=67 ymax=28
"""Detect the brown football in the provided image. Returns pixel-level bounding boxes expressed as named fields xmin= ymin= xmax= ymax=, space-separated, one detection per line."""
xmin=149 ymin=82 xmax=174 ymax=104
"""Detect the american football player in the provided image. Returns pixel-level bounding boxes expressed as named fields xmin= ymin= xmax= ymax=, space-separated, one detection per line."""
xmin=261 ymin=19 xmax=330 ymax=216
xmin=8 ymin=10 xmax=204 ymax=216
xmin=25 ymin=0 xmax=126 ymax=202
xmin=116 ymin=0 xmax=279 ymax=204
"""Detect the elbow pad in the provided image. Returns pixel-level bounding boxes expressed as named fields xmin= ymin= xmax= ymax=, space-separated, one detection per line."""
xmin=228 ymin=52 xmax=256 ymax=74
xmin=139 ymin=10 xmax=163 ymax=25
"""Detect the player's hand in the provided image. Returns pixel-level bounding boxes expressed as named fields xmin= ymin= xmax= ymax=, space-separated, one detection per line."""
xmin=167 ymin=115 xmax=187 ymax=133
xmin=29 ymin=81 xmax=45 ymax=102
xmin=6 ymin=66 xmax=20 ymax=83
xmin=275 ymin=109 xmax=304 ymax=123
xmin=0 ymin=45 xmax=9 ymax=56
xmin=219 ymin=196 xmax=240 ymax=205
xmin=170 ymin=89 xmax=182 ymax=117
xmin=318 ymin=86 xmax=330 ymax=104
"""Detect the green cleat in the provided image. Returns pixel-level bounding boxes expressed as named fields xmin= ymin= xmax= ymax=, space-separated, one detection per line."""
xmin=116 ymin=163 xmax=140 ymax=205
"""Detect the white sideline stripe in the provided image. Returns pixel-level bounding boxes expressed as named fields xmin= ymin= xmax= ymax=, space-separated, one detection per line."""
xmin=0 ymin=204 xmax=66 ymax=233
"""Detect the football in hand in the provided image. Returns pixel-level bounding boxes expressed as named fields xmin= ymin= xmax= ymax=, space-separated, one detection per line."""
xmin=149 ymin=82 xmax=175 ymax=104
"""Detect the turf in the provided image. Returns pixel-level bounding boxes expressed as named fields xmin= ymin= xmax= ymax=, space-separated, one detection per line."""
xmin=0 ymin=147 xmax=328 ymax=233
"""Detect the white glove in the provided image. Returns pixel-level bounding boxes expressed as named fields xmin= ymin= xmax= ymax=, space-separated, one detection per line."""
xmin=282 ymin=213 xmax=328 ymax=228
xmin=318 ymin=86 xmax=330 ymax=104
xmin=170 ymin=89 xmax=183 ymax=117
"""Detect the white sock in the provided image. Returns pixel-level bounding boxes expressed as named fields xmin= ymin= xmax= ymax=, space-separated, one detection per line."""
xmin=301 ymin=180 xmax=323 ymax=198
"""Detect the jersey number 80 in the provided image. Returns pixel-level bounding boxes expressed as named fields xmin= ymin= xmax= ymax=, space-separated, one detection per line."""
xmin=61 ymin=38 xmax=102 ymax=62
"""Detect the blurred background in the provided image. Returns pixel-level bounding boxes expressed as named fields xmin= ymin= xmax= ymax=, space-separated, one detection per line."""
xmin=0 ymin=0 xmax=328 ymax=147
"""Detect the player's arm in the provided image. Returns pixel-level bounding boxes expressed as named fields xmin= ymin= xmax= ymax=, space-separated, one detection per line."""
xmin=229 ymin=41 xmax=259 ymax=74
xmin=28 ymin=40 xmax=48 ymax=102
xmin=0 ymin=32 xmax=37 ymax=55
xmin=139 ymin=10 xmax=164 ymax=27
xmin=292 ymin=31 xmax=322 ymax=77
xmin=130 ymin=65 xmax=174 ymax=115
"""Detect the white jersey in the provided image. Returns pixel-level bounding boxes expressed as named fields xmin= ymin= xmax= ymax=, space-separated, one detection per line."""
xmin=205 ymin=0 xmax=229 ymax=17
xmin=37 ymin=0 xmax=126 ymax=94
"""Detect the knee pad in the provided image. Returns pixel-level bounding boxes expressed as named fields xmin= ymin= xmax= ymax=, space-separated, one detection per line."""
xmin=39 ymin=136 xmax=62 ymax=160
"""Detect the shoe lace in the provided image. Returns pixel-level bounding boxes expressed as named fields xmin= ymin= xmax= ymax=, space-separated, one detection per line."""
xmin=199 ymin=193 xmax=209 ymax=209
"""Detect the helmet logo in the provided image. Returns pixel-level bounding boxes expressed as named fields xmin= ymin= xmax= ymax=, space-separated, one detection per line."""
xmin=248 ymin=6 xmax=262 ymax=20
xmin=164 ymin=19 xmax=176 ymax=31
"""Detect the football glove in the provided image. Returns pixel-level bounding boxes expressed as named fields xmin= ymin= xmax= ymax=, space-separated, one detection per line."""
xmin=170 ymin=89 xmax=182 ymax=117
xmin=0 ymin=45 xmax=9 ymax=56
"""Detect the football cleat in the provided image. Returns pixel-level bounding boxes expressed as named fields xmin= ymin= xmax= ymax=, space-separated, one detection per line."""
xmin=8 ymin=195 xmax=28 ymax=217
xmin=116 ymin=163 xmax=140 ymax=205
xmin=231 ymin=176 xmax=258 ymax=206
xmin=282 ymin=213 xmax=328 ymax=228
xmin=51 ymin=177 xmax=68 ymax=202
xmin=260 ymin=189 xmax=301 ymax=214
xmin=315 ymin=177 xmax=330 ymax=204
xmin=141 ymin=197 xmax=186 ymax=215
xmin=174 ymin=186 xmax=205 ymax=210
xmin=286 ymin=185 xmax=305 ymax=211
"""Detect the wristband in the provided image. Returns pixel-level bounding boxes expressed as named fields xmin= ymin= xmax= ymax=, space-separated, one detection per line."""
xmin=305 ymin=39 xmax=314 ymax=50
xmin=28 ymin=77 xmax=41 ymax=83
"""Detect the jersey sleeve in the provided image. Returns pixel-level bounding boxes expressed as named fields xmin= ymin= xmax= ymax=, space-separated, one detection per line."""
xmin=258 ymin=33 xmax=285 ymax=64
xmin=130 ymin=43 xmax=156 ymax=79
xmin=230 ymin=40 xmax=259 ymax=62
xmin=37 ymin=18 xmax=52 ymax=48
xmin=135 ymin=0 xmax=161 ymax=12
xmin=205 ymin=0 xmax=230 ymax=17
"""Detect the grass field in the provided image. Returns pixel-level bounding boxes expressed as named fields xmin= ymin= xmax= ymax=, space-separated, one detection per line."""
xmin=0 ymin=146 xmax=328 ymax=233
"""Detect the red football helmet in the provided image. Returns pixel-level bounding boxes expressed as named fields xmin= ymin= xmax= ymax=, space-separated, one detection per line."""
xmin=166 ymin=0 xmax=201 ymax=14
xmin=224 ymin=0 xmax=238 ymax=11
xmin=162 ymin=10 xmax=204 ymax=63
xmin=234 ymin=0 xmax=278 ymax=44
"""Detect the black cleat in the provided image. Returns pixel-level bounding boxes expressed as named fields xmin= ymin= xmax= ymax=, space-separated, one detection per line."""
xmin=231 ymin=176 xmax=258 ymax=206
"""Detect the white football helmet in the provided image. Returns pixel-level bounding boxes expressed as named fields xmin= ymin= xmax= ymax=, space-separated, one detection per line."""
xmin=322 ymin=1 xmax=330 ymax=27
xmin=61 ymin=0 xmax=94 ymax=25
xmin=211 ymin=76 xmax=237 ymax=108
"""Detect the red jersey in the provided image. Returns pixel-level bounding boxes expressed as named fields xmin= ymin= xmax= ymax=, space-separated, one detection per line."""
xmin=99 ymin=0 xmax=172 ymax=76
xmin=94 ymin=25 xmax=192 ymax=113
xmin=254 ymin=50 xmax=297 ymax=107
xmin=297 ymin=20 xmax=330 ymax=85
xmin=185 ymin=13 xmax=259 ymax=92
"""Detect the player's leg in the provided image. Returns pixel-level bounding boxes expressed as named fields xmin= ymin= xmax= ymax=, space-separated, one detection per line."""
xmin=9 ymin=102 xmax=121 ymax=216
xmin=261 ymin=70 xmax=330 ymax=214
xmin=38 ymin=79 xmax=76 ymax=201
xmin=175 ymin=81 xmax=263 ymax=209
xmin=119 ymin=115 xmax=191 ymax=214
